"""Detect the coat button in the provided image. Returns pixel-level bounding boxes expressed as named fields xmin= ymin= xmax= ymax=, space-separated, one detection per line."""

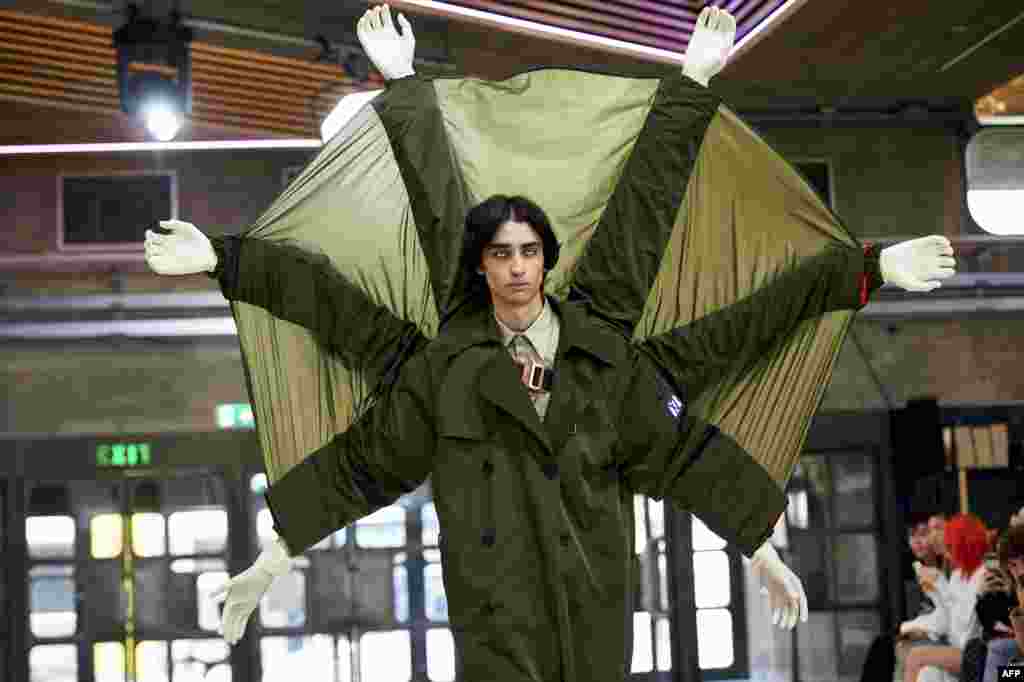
xmin=481 ymin=528 xmax=496 ymax=547
xmin=482 ymin=460 xmax=494 ymax=476
xmin=560 ymin=532 xmax=570 ymax=547
xmin=543 ymin=462 xmax=559 ymax=480
xmin=485 ymin=599 xmax=500 ymax=614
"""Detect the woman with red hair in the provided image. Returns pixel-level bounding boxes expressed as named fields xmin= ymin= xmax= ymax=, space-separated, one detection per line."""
xmin=902 ymin=513 xmax=990 ymax=682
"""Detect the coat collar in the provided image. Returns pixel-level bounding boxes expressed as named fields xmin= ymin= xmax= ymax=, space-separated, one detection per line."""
xmin=435 ymin=294 xmax=620 ymax=368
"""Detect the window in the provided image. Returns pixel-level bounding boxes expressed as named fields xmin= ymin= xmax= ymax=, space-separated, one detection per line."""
xmin=248 ymin=473 xmax=435 ymax=682
xmin=632 ymin=494 xmax=678 ymax=674
xmin=785 ymin=452 xmax=883 ymax=681
xmin=58 ymin=172 xmax=177 ymax=250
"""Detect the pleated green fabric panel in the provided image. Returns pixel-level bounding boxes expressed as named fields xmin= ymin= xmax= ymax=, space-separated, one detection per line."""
xmin=638 ymin=105 xmax=857 ymax=489
xmin=231 ymin=100 xmax=433 ymax=483
xmin=433 ymin=71 xmax=659 ymax=299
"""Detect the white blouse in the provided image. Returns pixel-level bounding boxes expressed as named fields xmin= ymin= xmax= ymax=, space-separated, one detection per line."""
xmin=903 ymin=567 xmax=984 ymax=649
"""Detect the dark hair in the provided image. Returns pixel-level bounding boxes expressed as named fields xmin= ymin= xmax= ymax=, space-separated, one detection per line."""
xmin=997 ymin=522 xmax=1024 ymax=566
xmin=461 ymin=195 xmax=560 ymax=287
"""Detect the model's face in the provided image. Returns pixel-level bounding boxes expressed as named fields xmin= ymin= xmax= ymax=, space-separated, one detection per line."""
xmin=478 ymin=220 xmax=545 ymax=308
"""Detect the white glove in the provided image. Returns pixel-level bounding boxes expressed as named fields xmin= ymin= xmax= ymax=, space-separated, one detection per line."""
xmin=210 ymin=535 xmax=293 ymax=645
xmin=143 ymin=219 xmax=218 ymax=276
xmin=750 ymin=542 xmax=808 ymax=630
xmin=879 ymin=235 xmax=956 ymax=292
xmin=682 ymin=6 xmax=736 ymax=87
xmin=356 ymin=4 xmax=416 ymax=81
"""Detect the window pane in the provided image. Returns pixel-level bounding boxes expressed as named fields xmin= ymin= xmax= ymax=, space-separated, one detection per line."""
xmin=655 ymin=616 xmax=672 ymax=671
xmin=337 ymin=637 xmax=352 ymax=682
xmin=256 ymin=508 xmax=275 ymax=548
xmin=90 ymin=514 xmax=123 ymax=559
xmin=93 ymin=642 xmax=125 ymax=682
xmin=426 ymin=628 xmax=455 ymax=682
xmin=260 ymin=570 xmax=306 ymax=628
xmin=425 ymin=562 xmax=448 ymax=622
xmin=658 ymin=545 xmax=669 ymax=611
xmin=691 ymin=515 xmax=726 ymax=551
xmin=30 ymin=644 xmax=77 ymax=682
xmin=197 ymin=571 xmax=230 ymax=632
xmin=631 ymin=611 xmax=653 ymax=673
xmin=260 ymin=635 xmax=335 ymax=682
xmin=29 ymin=564 xmax=76 ymax=637
xmin=797 ymin=612 xmax=837 ymax=681
xmin=360 ymin=630 xmax=411 ymax=682
xmin=356 ymin=506 xmax=406 ymax=548
xmin=394 ymin=564 xmax=409 ymax=623
xmin=171 ymin=639 xmax=230 ymax=682
xmin=838 ymin=610 xmax=881 ymax=677
xmin=693 ymin=550 xmax=730 ymax=608
xmin=647 ymin=499 xmax=665 ymax=539
xmin=788 ymin=458 xmax=831 ymax=529
xmin=833 ymin=534 xmax=879 ymax=603
xmin=696 ymin=609 xmax=734 ymax=669
xmin=421 ymin=502 xmax=439 ymax=546
xmin=168 ymin=509 xmax=228 ymax=555
xmin=634 ymin=495 xmax=647 ymax=555
xmin=27 ymin=515 xmax=75 ymax=559
xmin=136 ymin=641 xmax=169 ymax=682
xmin=132 ymin=513 xmax=166 ymax=557
xmin=789 ymin=533 xmax=831 ymax=609
xmin=832 ymin=455 xmax=875 ymax=528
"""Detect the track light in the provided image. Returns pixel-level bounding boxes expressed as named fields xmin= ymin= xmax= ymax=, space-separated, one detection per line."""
xmin=113 ymin=5 xmax=193 ymax=141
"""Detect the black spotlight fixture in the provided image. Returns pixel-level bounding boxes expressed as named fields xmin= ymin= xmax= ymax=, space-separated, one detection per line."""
xmin=113 ymin=4 xmax=193 ymax=141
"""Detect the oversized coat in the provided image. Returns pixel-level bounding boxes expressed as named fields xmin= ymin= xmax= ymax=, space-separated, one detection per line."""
xmin=208 ymin=229 xmax=883 ymax=682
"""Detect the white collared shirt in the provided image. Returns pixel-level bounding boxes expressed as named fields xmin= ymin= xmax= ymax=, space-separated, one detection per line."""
xmin=494 ymin=298 xmax=561 ymax=420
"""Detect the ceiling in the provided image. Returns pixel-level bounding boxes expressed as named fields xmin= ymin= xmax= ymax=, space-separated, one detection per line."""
xmin=1 ymin=0 xmax=1022 ymax=143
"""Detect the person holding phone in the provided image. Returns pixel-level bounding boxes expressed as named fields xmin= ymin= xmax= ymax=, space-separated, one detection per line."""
xmin=979 ymin=522 xmax=1024 ymax=682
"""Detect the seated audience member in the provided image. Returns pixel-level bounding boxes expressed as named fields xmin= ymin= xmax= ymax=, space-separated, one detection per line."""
xmin=981 ymin=521 xmax=1024 ymax=682
xmin=860 ymin=512 xmax=945 ymax=682
xmin=901 ymin=514 xmax=989 ymax=682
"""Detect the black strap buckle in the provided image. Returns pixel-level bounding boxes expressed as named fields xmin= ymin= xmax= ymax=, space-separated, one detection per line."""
xmin=515 ymin=360 xmax=555 ymax=392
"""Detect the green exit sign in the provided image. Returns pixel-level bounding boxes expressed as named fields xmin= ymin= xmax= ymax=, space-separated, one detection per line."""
xmin=97 ymin=443 xmax=152 ymax=468
xmin=217 ymin=403 xmax=254 ymax=429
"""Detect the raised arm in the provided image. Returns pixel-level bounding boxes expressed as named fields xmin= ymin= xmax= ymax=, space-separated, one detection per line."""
xmin=359 ymin=5 xmax=474 ymax=317
xmin=567 ymin=7 xmax=729 ymax=335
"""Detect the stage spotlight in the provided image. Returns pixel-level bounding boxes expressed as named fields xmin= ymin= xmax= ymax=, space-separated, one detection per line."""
xmin=114 ymin=5 xmax=192 ymax=141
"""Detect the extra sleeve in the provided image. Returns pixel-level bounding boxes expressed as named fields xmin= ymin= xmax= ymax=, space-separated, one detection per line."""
xmin=614 ymin=244 xmax=883 ymax=556
xmin=639 ymin=242 xmax=884 ymax=398
xmin=262 ymin=352 xmax=436 ymax=554
xmin=207 ymin=234 xmax=424 ymax=387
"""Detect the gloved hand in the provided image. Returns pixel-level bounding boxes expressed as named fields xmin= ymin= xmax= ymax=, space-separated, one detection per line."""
xmin=880 ymin=235 xmax=956 ymax=292
xmin=210 ymin=534 xmax=293 ymax=645
xmin=750 ymin=542 xmax=808 ymax=630
xmin=356 ymin=4 xmax=416 ymax=81
xmin=143 ymin=219 xmax=218 ymax=275
xmin=681 ymin=6 xmax=736 ymax=87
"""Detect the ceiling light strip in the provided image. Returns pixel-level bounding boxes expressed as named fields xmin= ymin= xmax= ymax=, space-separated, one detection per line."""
xmin=393 ymin=0 xmax=687 ymax=62
xmin=0 ymin=139 xmax=321 ymax=155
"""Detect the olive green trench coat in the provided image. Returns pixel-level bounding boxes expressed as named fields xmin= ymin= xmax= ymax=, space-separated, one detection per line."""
xmin=209 ymin=231 xmax=882 ymax=682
